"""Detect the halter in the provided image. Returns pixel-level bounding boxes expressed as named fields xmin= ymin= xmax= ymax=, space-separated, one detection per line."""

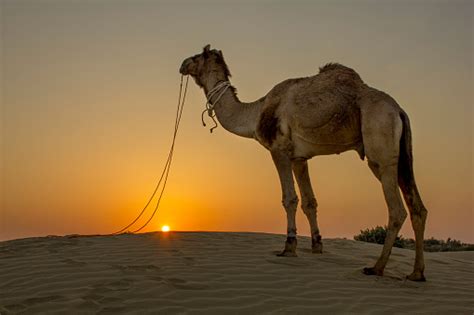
xmin=201 ymin=81 xmax=231 ymax=133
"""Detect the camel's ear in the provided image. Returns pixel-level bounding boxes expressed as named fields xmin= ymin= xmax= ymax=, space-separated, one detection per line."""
xmin=203 ymin=44 xmax=211 ymax=56
xmin=218 ymin=50 xmax=223 ymax=57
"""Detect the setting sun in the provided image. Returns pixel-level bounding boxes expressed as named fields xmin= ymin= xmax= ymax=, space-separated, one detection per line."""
xmin=161 ymin=225 xmax=170 ymax=232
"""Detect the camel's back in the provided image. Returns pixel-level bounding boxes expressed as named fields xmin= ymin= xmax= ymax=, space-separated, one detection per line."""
xmin=256 ymin=63 xmax=366 ymax=156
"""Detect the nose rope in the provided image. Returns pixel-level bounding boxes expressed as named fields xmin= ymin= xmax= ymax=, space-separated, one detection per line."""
xmin=111 ymin=75 xmax=189 ymax=235
xmin=201 ymin=81 xmax=231 ymax=133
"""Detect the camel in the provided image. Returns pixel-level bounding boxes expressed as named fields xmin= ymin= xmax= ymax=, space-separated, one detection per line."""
xmin=179 ymin=45 xmax=428 ymax=281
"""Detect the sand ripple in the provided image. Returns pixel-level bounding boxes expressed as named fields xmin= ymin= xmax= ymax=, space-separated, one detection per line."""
xmin=0 ymin=232 xmax=473 ymax=314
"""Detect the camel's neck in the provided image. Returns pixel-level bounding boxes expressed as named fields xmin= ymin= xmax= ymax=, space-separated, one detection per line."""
xmin=202 ymin=76 xmax=263 ymax=139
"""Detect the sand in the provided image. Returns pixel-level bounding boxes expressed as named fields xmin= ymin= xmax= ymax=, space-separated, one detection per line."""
xmin=0 ymin=232 xmax=473 ymax=314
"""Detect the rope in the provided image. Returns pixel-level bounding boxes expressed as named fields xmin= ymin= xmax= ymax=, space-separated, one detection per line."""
xmin=201 ymin=81 xmax=230 ymax=133
xmin=112 ymin=75 xmax=189 ymax=235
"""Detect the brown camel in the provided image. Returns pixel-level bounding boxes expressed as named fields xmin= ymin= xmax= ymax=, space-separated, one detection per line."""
xmin=179 ymin=45 xmax=428 ymax=281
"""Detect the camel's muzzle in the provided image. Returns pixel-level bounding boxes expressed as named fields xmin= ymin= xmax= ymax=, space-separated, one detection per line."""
xmin=179 ymin=58 xmax=192 ymax=75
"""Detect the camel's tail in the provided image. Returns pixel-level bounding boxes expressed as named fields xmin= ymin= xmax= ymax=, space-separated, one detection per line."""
xmin=398 ymin=111 xmax=427 ymax=216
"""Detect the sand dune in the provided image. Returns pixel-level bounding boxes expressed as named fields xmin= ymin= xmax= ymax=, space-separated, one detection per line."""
xmin=0 ymin=232 xmax=473 ymax=314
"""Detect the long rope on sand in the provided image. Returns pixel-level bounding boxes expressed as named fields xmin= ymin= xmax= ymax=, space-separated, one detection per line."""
xmin=112 ymin=75 xmax=189 ymax=235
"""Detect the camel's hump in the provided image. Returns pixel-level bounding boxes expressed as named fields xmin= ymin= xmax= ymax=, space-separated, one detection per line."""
xmin=319 ymin=62 xmax=356 ymax=74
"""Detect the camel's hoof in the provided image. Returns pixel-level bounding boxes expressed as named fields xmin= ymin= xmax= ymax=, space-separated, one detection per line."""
xmin=363 ymin=267 xmax=383 ymax=276
xmin=277 ymin=250 xmax=297 ymax=257
xmin=406 ymin=272 xmax=426 ymax=282
xmin=277 ymin=236 xmax=297 ymax=257
xmin=311 ymin=235 xmax=323 ymax=254
xmin=312 ymin=243 xmax=323 ymax=254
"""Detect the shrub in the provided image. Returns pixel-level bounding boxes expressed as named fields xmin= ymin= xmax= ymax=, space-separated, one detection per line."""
xmin=354 ymin=226 xmax=474 ymax=252
xmin=423 ymin=237 xmax=474 ymax=252
xmin=354 ymin=226 xmax=406 ymax=248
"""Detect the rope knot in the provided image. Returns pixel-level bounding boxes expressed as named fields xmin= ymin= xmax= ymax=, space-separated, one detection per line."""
xmin=201 ymin=81 xmax=231 ymax=133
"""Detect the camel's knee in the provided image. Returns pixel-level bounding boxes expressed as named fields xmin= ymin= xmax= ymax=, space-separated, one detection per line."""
xmin=417 ymin=206 xmax=428 ymax=222
xmin=282 ymin=195 xmax=299 ymax=211
xmin=420 ymin=207 xmax=427 ymax=223
xmin=301 ymin=197 xmax=317 ymax=214
xmin=388 ymin=205 xmax=407 ymax=230
xmin=410 ymin=207 xmax=427 ymax=228
xmin=389 ymin=209 xmax=407 ymax=230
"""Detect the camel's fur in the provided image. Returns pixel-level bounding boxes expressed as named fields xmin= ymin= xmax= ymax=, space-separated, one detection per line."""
xmin=180 ymin=45 xmax=428 ymax=281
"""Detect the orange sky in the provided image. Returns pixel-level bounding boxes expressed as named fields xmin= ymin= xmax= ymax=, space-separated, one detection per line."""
xmin=1 ymin=1 xmax=473 ymax=242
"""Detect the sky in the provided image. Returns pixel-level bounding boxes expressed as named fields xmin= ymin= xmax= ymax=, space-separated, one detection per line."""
xmin=1 ymin=0 xmax=473 ymax=242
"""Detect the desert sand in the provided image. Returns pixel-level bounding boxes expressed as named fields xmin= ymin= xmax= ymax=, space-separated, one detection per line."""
xmin=1 ymin=232 xmax=473 ymax=314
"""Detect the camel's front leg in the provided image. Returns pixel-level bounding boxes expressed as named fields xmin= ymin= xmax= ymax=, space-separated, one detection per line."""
xmin=292 ymin=158 xmax=323 ymax=253
xmin=271 ymin=151 xmax=299 ymax=257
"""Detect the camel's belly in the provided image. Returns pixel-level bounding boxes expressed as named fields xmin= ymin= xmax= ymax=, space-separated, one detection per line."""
xmin=288 ymin=107 xmax=363 ymax=159
xmin=292 ymin=132 xmax=362 ymax=158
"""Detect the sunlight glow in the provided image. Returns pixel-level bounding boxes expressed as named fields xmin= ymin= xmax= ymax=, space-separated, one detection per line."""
xmin=161 ymin=225 xmax=170 ymax=232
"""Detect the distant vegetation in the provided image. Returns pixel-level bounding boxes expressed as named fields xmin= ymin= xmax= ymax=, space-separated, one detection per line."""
xmin=354 ymin=226 xmax=406 ymax=248
xmin=354 ymin=226 xmax=474 ymax=252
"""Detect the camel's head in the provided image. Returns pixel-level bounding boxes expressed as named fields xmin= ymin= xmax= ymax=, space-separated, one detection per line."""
xmin=179 ymin=44 xmax=231 ymax=87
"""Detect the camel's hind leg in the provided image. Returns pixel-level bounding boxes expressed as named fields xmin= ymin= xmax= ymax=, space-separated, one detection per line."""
xmin=292 ymin=158 xmax=322 ymax=253
xmin=364 ymin=162 xmax=407 ymax=276
xmin=402 ymin=186 xmax=427 ymax=281
xmin=398 ymin=112 xmax=428 ymax=281
xmin=361 ymin=101 xmax=407 ymax=276
xmin=271 ymin=150 xmax=299 ymax=257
